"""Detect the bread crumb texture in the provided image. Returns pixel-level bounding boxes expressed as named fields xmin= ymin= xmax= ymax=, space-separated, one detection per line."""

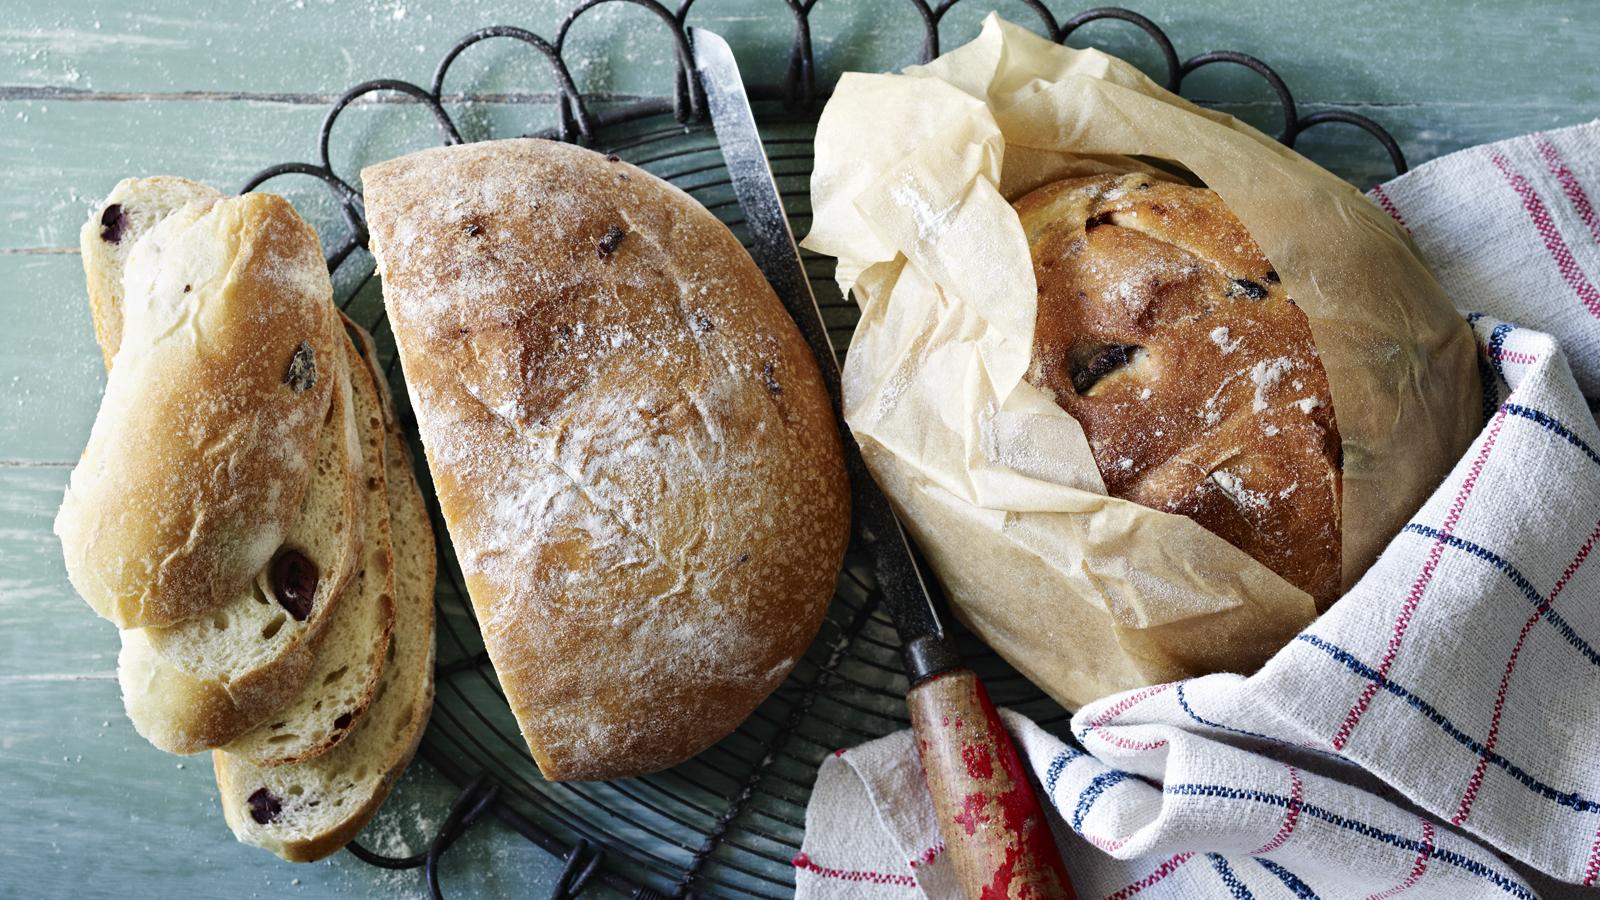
xmin=216 ymin=423 xmax=435 ymax=861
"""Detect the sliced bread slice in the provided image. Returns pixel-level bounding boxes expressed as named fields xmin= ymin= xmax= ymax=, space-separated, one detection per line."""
xmin=222 ymin=334 xmax=397 ymax=766
xmin=80 ymin=176 xmax=224 ymax=368
xmin=119 ymin=359 xmax=363 ymax=753
xmin=64 ymin=185 xmax=340 ymax=630
xmin=215 ymin=416 xmax=437 ymax=861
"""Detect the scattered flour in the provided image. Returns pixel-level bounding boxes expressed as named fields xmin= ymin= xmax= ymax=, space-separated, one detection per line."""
xmin=1209 ymin=326 xmax=1241 ymax=354
xmin=1249 ymin=357 xmax=1294 ymax=413
xmin=892 ymin=175 xmax=959 ymax=243
xmin=1209 ymin=469 xmax=1270 ymax=511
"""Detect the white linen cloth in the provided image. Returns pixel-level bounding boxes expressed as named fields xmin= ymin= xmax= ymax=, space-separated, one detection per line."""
xmin=796 ymin=121 xmax=1600 ymax=900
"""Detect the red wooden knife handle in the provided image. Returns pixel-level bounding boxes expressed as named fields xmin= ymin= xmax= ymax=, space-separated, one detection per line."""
xmin=908 ymin=668 xmax=1076 ymax=900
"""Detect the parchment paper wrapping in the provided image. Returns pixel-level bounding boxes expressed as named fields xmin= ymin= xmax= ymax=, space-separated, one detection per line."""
xmin=802 ymin=15 xmax=1480 ymax=708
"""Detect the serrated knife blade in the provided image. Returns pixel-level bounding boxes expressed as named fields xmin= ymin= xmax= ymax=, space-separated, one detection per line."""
xmin=691 ymin=27 xmax=1077 ymax=900
xmin=689 ymin=25 xmax=953 ymax=678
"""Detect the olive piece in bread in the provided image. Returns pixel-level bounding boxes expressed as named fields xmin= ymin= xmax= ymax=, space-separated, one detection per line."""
xmin=220 ymin=334 xmax=399 ymax=766
xmin=216 ymin=420 xmax=436 ymax=861
xmin=117 ymin=364 xmax=363 ymax=753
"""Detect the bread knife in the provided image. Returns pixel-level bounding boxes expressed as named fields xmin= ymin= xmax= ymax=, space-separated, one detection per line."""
xmin=691 ymin=28 xmax=1076 ymax=900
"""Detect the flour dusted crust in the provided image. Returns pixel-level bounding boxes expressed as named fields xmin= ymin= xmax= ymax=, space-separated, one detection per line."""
xmin=1018 ymin=173 xmax=1342 ymax=604
xmin=363 ymin=139 xmax=850 ymax=780
xmin=57 ymin=188 xmax=341 ymax=629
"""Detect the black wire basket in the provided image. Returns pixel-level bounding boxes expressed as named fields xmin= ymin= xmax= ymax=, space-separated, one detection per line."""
xmin=238 ymin=3 xmax=1408 ymax=897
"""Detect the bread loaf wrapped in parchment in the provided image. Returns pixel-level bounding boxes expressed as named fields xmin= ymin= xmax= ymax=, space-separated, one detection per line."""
xmin=804 ymin=16 xmax=1478 ymax=707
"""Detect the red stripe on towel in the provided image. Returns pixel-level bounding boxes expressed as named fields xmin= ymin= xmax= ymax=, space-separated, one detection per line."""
xmin=1253 ymin=766 xmax=1304 ymax=855
xmin=1332 ymin=411 xmax=1507 ymax=750
xmin=1454 ymin=518 xmax=1600 ymax=824
xmin=1366 ymin=819 xmax=1434 ymax=899
xmin=792 ymin=852 xmax=917 ymax=888
xmin=1488 ymin=149 xmax=1600 ymax=319
xmin=1103 ymin=852 xmax=1195 ymax=900
xmin=1535 ymin=135 xmax=1600 ymax=246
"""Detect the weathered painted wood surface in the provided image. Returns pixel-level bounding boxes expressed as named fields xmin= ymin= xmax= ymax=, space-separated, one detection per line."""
xmin=2 ymin=2 xmax=1595 ymax=897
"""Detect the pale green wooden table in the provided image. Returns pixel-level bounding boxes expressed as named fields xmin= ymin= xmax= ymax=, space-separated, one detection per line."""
xmin=2 ymin=2 xmax=1595 ymax=898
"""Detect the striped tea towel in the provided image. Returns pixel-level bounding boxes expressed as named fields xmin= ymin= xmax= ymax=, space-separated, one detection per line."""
xmin=796 ymin=120 xmax=1600 ymax=900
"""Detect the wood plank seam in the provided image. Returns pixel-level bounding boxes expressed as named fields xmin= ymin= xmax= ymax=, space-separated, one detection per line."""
xmin=0 ymin=87 xmax=662 ymax=104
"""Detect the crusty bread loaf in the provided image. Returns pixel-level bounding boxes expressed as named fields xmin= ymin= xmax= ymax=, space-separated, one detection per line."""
xmin=222 ymin=335 xmax=397 ymax=766
xmin=58 ymin=187 xmax=341 ymax=629
xmin=118 ymin=364 xmax=363 ymax=753
xmin=1017 ymin=173 xmax=1342 ymax=604
xmin=215 ymin=420 xmax=436 ymax=862
xmin=80 ymin=176 xmax=225 ymax=369
xmin=363 ymin=139 xmax=850 ymax=780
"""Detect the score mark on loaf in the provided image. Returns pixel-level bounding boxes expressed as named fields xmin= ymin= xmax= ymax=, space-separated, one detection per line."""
xmin=363 ymin=139 xmax=852 ymax=781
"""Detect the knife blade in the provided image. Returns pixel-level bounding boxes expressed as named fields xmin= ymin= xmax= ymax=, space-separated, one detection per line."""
xmin=689 ymin=25 xmax=955 ymax=682
xmin=691 ymin=27 xmax=1076 ymax=900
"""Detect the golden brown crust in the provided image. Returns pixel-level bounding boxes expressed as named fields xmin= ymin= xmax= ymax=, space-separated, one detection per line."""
xmin=1017 ymin=173 xmax=1341 ymax=604
xmin=58 ymin=190 xmax=340 ymax=629
xmin=364 ymin=138 xmax=850 ymax=780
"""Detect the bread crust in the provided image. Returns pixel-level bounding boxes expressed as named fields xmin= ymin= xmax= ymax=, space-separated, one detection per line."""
xmin=59 ymin=189 xmax=340 ymax=629
xmin=363 ymin=139 xmax=850 ymax=780
xmin=80 ymin=176 xmax=225 ymax=369
xmin=1017 ymin=173 xmax=1342 ymax=604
